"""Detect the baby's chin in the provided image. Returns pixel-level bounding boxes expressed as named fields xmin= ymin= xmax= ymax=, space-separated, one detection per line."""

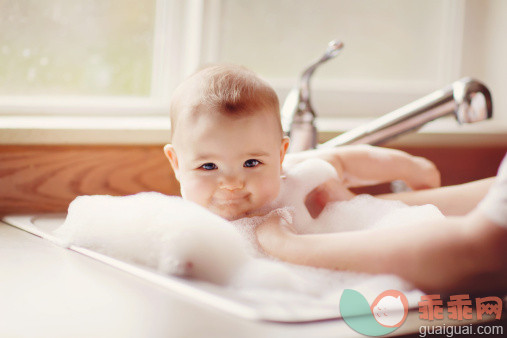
xmin=210 ymin=203 xmax=273 ymax=221
xmin=215 ymin=209 xmax=248 ymax=221
xmin=207 ymin=204 xmax=248 ymax=221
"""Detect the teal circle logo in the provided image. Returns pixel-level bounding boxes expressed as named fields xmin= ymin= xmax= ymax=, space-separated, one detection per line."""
xmin=340 ymin=289 xmax=409 ymax=336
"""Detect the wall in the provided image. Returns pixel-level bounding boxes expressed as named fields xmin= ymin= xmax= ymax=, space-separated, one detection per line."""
xmin=208 ymin=0 xmax=507 ymax=123
xmin=461 ymin=0 xmax=507 ymax=121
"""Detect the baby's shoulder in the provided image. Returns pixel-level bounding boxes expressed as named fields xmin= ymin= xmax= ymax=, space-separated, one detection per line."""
xmin=280 ymin=159 xmax=338 ymax=197
xmin=282 ymin=158 xmax=337 ymax=182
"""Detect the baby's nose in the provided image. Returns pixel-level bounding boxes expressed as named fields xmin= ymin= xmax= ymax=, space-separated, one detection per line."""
xmin=220 ymin=174 xmax=244 ymax=190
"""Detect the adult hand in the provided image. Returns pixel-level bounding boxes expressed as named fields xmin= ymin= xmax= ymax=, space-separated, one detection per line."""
xmin=255 ymin=211 xmax=297 ymax=260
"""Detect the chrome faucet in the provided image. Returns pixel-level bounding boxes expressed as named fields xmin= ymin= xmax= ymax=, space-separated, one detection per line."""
xmin=282 ymin=40 xmax=493 ymax=151
xmin=281 ymin=40 xmax=344 ymax=152
xmin=321 ymin=77 xmax=493 ymax=148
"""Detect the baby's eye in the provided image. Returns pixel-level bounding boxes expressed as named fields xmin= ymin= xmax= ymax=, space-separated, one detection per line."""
xmin=199 ymin=163 xmax=217 ymax=170
xmin=244 ymin=159 xmax=261 ymax=168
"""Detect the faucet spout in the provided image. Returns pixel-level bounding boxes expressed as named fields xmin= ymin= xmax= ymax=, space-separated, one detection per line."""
xmin=320 ymin=78 xmax=493 ymax=148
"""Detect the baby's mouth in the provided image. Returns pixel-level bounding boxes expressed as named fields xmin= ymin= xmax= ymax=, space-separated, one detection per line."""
xmin=213 ymin=192 xmax=250 ymax=206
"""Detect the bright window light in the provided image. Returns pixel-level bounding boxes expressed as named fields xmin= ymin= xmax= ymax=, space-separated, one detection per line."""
xmin=0 ymin=0 xmax=468 ymax=119
xmin=0 ymin=0 xmax=189 ymax=115
xmin=0 ymin=0 xmax=156 ymax=97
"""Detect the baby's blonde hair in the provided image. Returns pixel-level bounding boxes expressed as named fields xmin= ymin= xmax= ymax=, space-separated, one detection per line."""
xmin=169 ymin=64 xmax=281 ymax=139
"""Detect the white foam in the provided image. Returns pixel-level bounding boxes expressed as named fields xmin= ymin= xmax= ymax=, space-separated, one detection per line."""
xmin=54 ymin=193 xmax=326 ymax=295
xmin=275 ymin=159 xmax=338 ymax=233
xmin=55 ymin=193 xmax=250 ymax=285
xmin=273 ymin=159 xmax=444 ymax=234
xmin=53 ymin=159 xmax=444 ymax=301
xmin=231 ymin=207 xmax=294 ymax=257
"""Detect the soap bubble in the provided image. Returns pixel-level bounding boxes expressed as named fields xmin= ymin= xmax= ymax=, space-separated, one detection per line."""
xmin=53 ymin=159 xmax=442 ymax=301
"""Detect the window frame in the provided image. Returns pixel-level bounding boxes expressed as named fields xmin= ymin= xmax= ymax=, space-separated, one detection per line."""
xmin=0 ymin=0 xmax=204 ymax=117
xmin=0 ymin=0 xmax=472 ymax=120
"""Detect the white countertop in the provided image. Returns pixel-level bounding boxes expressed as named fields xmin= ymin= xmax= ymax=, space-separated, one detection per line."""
xmin=0 ymin=221 xmax=356 ymax=338
xmin=1 ymin=220 xmax=502 ymax=338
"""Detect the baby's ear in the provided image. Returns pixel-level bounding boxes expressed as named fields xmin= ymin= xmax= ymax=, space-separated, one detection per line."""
xmin=280 ymin=136 xmax=290 ymax=166
xmin=163 ymin=144 xmax=180 ymax=181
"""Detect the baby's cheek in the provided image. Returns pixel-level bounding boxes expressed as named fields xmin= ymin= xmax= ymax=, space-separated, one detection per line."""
xmin=180 ymin=176 xmax=213 ymax=205
xmin=256 ymin=175 xmax=281 ymax=204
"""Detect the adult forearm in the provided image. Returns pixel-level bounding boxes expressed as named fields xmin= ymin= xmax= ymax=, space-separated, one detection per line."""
xmin=294 ymin=216 xmax=505 ymax=293
xmin=259 ymin=222 xmax=406 ymax=275
xmin=377 ymin=178 xmax=494 ymax=216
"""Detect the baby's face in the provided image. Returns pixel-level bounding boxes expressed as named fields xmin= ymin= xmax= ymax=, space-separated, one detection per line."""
xmin=166 ymin=108 xmax=289 ymax=220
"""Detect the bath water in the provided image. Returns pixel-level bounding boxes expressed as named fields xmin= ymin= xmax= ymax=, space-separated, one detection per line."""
xmin=54 ymin=159 xmax=442 ymax=302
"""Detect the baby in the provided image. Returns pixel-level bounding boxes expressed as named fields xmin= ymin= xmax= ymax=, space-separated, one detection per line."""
xmin=164 ymin=64 xmax=289 ymax=221
xmin=164 ymin=64 xmax=507 ymax=293
xmin=164 ymin=64 xmax=439 ymax=221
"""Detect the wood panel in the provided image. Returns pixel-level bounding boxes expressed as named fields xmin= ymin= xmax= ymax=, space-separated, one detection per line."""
xmin=1 ymin=145 xmax=505 ymax=215
xmin=396 ymin=146 xmax=506 ymax=185
xmin=0 ymin=145 xmax=180 ymax=215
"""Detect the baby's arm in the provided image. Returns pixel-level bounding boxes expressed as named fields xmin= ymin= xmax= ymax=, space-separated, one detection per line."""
xmin=288 ymin=145 xmax=494 ymax=216
xmin=284 ymin=145 xmax=440 ymax=190
xmin=288 ymin=145 xmax=441 ymax=218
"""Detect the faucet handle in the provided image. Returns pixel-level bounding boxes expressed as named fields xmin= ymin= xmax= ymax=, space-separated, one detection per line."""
xmin=282 ymin=39 xmax=344 ymax=151
xmin=319 ymin=40 xmax=344 ymax=64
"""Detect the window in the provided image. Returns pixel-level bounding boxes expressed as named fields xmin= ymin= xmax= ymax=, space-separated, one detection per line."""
xmin=1 ymin=0 xmax=155 ymax=97
xmin=0 ymin=0 xmax=185 ymax=115
xmin=1 ymin=0 xmax=506 ymax=122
